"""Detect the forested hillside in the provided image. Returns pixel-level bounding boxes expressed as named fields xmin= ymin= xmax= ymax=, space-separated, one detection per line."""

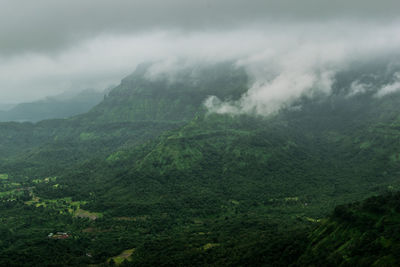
xmin=1 ymin=61 xmax=400 ymax=266
xmin=298 ymin=192 xmax=400 ymax=266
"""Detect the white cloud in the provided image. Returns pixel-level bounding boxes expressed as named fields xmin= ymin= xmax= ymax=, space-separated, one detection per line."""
xmin=375 ymin=73 xmax=400 ymax=97
xmin=347 ymin=81 xmax=370 ymax=97
xmin=0 ymin=22 xmax=400 ymax=112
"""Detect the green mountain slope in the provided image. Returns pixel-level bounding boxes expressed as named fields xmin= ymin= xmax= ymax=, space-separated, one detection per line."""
xmin=1 ymin=60 xmax=400 ymax=265
xmin=82 ymin=62 xmax=247 ymax=123
xmin=27 ymin=97 xmax=400 ymax=265
xmin=298 ymin=192 xmax=400 ymax=266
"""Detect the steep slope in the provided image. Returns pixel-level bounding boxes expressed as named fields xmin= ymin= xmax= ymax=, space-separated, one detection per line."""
xmin=298 ymin=192 xmax=400 ymax=266
xmin=0 ymin=63 xmax=248 ymax=177
xmin=81 ymin=62 xmax=248 ymax=123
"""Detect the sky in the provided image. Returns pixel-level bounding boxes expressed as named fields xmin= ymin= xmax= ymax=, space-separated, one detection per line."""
xmin=1 ymin=0 xmax=400 ymax=109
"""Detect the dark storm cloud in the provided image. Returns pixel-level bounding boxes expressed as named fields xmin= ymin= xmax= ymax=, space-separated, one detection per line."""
xmin=0 ymin=0 xmax=399 ymax=55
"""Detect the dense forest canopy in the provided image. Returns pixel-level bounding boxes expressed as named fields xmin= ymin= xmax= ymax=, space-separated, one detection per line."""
xmin=0 ymin=60 xmax=400 ymax=265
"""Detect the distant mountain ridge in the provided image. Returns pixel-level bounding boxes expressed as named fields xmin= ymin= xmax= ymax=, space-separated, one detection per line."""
xmin=0 ymin=89 xmax=105 ymax=122
xmin=0 ymin=103 xmax=16 ymax=111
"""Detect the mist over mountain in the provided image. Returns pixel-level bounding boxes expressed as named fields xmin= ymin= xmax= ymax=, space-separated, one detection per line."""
xmin=1 ymin=21 xmax=399 ymax=104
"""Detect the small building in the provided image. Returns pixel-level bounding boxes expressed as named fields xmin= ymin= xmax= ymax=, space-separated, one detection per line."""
xmin=48 ymin=232 xmax=69 ymax=239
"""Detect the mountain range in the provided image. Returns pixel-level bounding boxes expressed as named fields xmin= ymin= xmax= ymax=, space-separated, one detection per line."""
xmin=1 ymin=61 xmax=400 ymax=266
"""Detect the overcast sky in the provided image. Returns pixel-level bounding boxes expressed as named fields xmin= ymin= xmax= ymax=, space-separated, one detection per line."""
xmin=1 ymin=0 xmax=400 ymax=103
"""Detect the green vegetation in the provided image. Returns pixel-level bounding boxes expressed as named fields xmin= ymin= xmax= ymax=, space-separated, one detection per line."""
xmin=108 ymin=248 xmax=135 ymax=265
xmin=298 ymin=192 xmax=400 ymax=266
xmin=1 ymin=62 xmax=400 ymax=265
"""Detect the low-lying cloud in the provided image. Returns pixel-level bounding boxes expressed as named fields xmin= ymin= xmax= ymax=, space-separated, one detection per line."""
xmin=375 ymin=73 xmax=400 ymax=97
xmin=1 ymin=21 xmax=400 ymax=116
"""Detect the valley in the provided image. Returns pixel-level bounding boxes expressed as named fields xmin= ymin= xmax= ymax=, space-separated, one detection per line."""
xmin=1 ymin=62 xmax=400 ymax=266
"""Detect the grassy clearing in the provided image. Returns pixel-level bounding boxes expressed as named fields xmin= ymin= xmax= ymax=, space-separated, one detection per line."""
xmin=0 ymin=174 xmax=8 ymax=180
xmin=360 ymin=141 xmax=372 ymax=149
xmin=107 ymin=248 xmax=135 ymax=264
xmin=230 ymin=200 xmax=240 ymax=205
xmin=79 ymin=132 xmax=96 ymax=141
xmin=24 ymin=195 xmax=90 ymax=216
